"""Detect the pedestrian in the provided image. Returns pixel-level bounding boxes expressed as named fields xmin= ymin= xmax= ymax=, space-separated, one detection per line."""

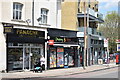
xmin=40 ymin=55 xmax=45 ymax=70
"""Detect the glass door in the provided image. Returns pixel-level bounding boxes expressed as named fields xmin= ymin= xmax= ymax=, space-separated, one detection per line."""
xmin=23 ymin=47 xmax=30 ymax=70
xmin=31 ymin=48 xmax=41 ymax=69
xmin=64 ymin=48 xmax=69 ymax=66
xmin=23 ymin=44 xmax=42 ymax=70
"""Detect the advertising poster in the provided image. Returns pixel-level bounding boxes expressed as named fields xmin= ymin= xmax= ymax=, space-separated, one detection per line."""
xmin=50 ymin=48 xmax=56 ymax=68
xmin=57 ymin=47 xmax=64 ymax=67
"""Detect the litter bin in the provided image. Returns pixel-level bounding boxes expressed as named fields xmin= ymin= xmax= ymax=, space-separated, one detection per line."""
xmin=115 ymin=53 xmax=120 ymax=64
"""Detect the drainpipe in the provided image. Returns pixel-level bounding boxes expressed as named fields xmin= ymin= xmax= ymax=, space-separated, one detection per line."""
xmin=32 ymin=0 xmax=34 ymax=26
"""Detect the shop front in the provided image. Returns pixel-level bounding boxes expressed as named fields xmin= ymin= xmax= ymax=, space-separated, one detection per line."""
xmin=5 ymin=27 xmax=45 ymax=72
xmin=47 ymin=28 xmax=79 ymax=69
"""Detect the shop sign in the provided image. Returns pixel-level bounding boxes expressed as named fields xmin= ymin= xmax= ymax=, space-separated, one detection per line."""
xmin=16 ymin=29 xmax=38 ymax=36
xmin=54 ymin=37 xmax=73 ymax=42
xmin=77 ymin=32 xmax=84 ymax=37
xmin=15 ymin=29 xmax=45 ymax=38
xmin=4 ymin=26 xmax=13 ymax=33
xmin=48 ymin=40 xmax=54 ymax=45
xmin=64 ymin=38 xmax=72 ymax=42
xmin=55 ymin=37 xmax=64 ymax=42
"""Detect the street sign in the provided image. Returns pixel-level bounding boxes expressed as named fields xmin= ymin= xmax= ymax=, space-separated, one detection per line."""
xmin=77 ymin=32 xmax=84 ymax=37
xmin=117 ymin=44 xmax=120 ymax=51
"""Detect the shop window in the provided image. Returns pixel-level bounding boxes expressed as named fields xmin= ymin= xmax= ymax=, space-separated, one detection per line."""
xmin=40 ymin=8 xmax=49 ymax=24
xmin=13 ymin=43 xmax=18 ymax=46
xmin=13 ymin=2 xmax=23 ymax=20
xmin=92 ymin=28 xmax=94 ymax=34
xmin=99 ymin=40 xmax=101 ymax=44
xmin=18 ymin=43 xmax=23 ymax=46
xmin=95 ymin=4 xmax=98 ymax=12
xmin=101 ymin=40 xmax=104 ymax=45
xmin=94 ymin=40 xmax=98 ymax=44
xmin=91 ymin=39 xmax=94 ymax=44
xmin=8 ymin=43 xmax=13 ymax=46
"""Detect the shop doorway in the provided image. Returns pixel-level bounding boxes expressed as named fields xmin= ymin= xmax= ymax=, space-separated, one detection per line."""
xmin=8 ymin=43 xmax=43 ymax=71
xmin=64 ymin=47 xmax=75 ymax=67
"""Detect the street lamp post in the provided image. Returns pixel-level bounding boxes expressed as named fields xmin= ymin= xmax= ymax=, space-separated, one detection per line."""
xmin=83 ymin=1 xmax=87 ymax=69
xmin=83 ymin=0 xmax=89 ymax=69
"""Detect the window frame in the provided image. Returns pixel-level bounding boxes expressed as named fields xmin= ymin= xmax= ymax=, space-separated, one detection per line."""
xmin=40 ymin=8 xmax=49 ymax=24
xmin=13 ymin=2 xmax=23 ymax=20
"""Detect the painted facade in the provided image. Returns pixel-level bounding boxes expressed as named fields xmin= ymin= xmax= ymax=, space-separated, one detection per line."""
xmin=61 ymin=0 xmax=78 ymax=31
xmin=0 ymin=0 xmax=61 ymax=72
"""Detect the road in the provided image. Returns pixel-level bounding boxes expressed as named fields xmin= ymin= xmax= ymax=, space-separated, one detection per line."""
xmin=1 ymin=66 xmax=120 ymax=80
xmin=52 ymin=66 xmax=119 ymax=78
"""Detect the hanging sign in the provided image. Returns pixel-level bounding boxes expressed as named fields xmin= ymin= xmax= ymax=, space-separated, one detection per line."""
xmin=4 ymin=26 xmax=13 ymax=33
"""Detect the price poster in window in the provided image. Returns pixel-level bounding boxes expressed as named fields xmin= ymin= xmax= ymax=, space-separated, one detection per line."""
xmin=57 ymin=47 xmax=64 ymax=67
xmin=50 ymin=47 xmax=57 ymax=68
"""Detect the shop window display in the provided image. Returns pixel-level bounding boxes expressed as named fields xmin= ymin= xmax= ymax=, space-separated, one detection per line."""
xmin=49 ymin=47 xmax=57 ymax=68
xmin=57 ymin=47 xmax=64 ymax=67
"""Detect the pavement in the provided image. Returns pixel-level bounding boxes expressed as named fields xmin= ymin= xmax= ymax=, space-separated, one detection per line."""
xmin=0 ymin=62 xmax=119 ymax=79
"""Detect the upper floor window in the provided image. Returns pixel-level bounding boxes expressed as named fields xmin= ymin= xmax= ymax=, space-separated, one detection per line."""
xmin=40 ymin=8 xmax=48 ymax=24
xmin=13 ymin=3 xmax=23 ymax=20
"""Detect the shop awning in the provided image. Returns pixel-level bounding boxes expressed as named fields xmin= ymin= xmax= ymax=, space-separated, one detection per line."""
xmin=47 ymin=28 xmax=77 ymax=38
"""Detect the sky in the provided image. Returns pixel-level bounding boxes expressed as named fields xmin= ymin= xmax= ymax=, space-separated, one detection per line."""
xmin=97 ymin=0 xmax=120 ymax=18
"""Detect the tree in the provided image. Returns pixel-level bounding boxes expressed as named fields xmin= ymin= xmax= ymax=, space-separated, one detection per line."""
xmin=98 ymin=11 xmax=119 ymax=53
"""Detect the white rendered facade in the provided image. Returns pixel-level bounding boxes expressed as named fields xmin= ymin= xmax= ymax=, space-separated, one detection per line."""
xmin=0 ymin=0 xmax=61 ymax=72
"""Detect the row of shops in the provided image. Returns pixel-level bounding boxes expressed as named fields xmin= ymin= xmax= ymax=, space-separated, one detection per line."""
xmin=2 ymin=24 xmax=105 ymax=72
